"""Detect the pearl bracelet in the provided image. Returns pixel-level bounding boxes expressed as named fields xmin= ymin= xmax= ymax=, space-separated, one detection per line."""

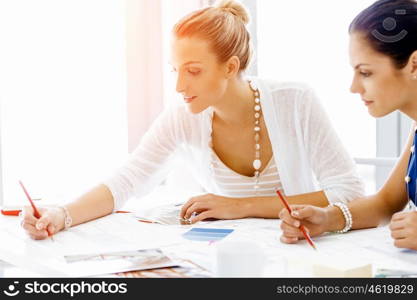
xmin=59 ymin=206 xmax=72 ymax=230
xmin=329 ymin=202 xmax=352 ymax=233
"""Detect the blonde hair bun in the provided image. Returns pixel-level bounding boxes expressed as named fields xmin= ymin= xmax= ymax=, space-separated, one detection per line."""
xmin=215 ymin=0 xmax=250 ymax=25
xmin=173 ymin=0 xmax=252 ymax=72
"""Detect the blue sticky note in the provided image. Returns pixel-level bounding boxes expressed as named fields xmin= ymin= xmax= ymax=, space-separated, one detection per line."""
xmin=182 ymin=228 xmax=234 ymax=241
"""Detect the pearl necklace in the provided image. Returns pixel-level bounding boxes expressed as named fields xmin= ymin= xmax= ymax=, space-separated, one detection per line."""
xmin=248 ymin=80 xmax=262 ymax=193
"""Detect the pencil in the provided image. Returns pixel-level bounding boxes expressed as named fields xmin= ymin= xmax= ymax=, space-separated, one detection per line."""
xmin=276 ymin=189 xmax=316 ymax=250
xmin=19 ymin=180 xmax=54 ymax=240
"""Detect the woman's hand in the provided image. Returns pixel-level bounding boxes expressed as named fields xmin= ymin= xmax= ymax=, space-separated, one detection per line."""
xmin=389 ymin=211 xmax=417 ymax=251
xmin=21 ymin=206 xmax=66 ymax=240
xmin=180 ymin=194 xmax=248 ymax=224
xmin=279 ymin=205 xmax=329 ymax=244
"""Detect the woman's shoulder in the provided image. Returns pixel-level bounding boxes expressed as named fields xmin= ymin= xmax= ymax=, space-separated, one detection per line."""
xmin=254 ymin=78 xmax=316 ymax=106
xmin=257 ymin=77 xmax=313 ymax=96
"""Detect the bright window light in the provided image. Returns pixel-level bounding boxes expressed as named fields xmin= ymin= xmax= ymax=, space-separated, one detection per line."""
xmin=0 ymin=0 xmax=128 ymax=205
xmin=257 ymin=0 xmax=376 ymax=158
xmin=257 ymin=0 xmax=377 ymax=193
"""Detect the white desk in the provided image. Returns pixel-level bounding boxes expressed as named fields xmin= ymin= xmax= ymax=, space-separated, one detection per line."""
xmin=1 ymin=188 xmax=416 ymax=278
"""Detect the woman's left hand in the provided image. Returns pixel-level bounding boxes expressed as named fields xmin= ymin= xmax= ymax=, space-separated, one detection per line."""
xmin=389 ymin=211 xmax=417 ymax=251
xmin=180 ymin=193 xmax=247 ymax=224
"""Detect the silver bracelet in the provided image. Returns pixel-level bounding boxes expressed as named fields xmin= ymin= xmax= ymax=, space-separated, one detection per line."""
xmin=329 ymin=202 xmax=352 ymax=233
xmin=59 ymin=206 xmax=73 ymax=230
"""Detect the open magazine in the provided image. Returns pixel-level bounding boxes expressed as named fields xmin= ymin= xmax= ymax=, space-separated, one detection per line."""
xmin=64 ymin=248 xmax=178 ymax=276
xmin=134 ymin=202 xmax=187 ymax=225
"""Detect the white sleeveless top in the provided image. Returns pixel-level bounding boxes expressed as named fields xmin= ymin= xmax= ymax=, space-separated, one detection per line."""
xmin=209 ymin=147 xmax=283 ymax=198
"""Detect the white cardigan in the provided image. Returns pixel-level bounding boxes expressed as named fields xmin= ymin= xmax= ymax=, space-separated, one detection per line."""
xmin=104 ymin=78 xmax=365 ymax=210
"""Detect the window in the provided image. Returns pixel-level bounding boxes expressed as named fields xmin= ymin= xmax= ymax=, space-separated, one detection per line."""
xmin=0 ymin=0 xmax=127 ymax=206
xmin=256 ymin=0 xmax=385 ymax=193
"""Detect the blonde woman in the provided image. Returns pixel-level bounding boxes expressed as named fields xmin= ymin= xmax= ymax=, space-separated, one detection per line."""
xmin=280 ymin=0 xmax=417 ymax=251
xmin=22 ymin=0 xmax=364 ymax=240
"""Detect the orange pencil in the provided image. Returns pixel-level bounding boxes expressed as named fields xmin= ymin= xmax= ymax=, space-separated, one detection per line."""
xmin=276 ymin=189 xmax=316 ymax=250
xmin=19 ymin=180 xmax=53 ymax=240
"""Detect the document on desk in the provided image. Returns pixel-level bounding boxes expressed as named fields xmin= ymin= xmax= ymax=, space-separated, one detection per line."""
xmin=134 ymin=202 xmax=183 ymax=225
xmin=63 ymin=248 xmax=177 ymax=276
xmin=358 ymin=227 xmax=417 ymax=271
xmin=0 ymin=213 xmax=186 ymax=276
xmin=262 ymin=225 xmax=417 ymax=273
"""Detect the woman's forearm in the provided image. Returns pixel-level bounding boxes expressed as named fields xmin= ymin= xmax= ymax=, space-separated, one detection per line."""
xmin=64 ymin=184 xmax=115 ymax=227
xmin=326 ymin=193 xmax=405 ymax=232
xmin=242 ymin=191 xmax=329 ymax=219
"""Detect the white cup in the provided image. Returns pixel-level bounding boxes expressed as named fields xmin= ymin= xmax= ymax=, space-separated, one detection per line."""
xmin=214 ymin=240 xmax=266 ymax=277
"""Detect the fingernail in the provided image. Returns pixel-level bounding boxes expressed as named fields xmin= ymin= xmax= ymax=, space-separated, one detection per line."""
xmin=292 ymin=211 xmax=299 ymax=217
xmin=294 ymin=221 xmax=300 ymax=227
xmin=36 ymin=223 xmax=44 ymax=230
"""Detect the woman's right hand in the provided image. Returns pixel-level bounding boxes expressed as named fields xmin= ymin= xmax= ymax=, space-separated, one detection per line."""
xmin=21 ymin=206 xmax=66 ymax=240
xmin=279 ymin=205 xmax=329 ymax=244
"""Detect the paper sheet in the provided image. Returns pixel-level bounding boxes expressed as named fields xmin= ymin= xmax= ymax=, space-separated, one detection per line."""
xmin=134 ymin=203 xmax=185 ymax=225
xmin=2 ymin=213 xmax=416 ymax=277
xmin=0 ymin=213 xmax=187 ymax=276
xmin=63 ymin=248 xmax=178 ymax=277
xmin=180 ymin=220 xmax=417 ymax=276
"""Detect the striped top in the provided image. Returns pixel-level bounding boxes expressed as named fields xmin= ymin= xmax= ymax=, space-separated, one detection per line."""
xmin=209 ymin=147 xmax=282 ymax=198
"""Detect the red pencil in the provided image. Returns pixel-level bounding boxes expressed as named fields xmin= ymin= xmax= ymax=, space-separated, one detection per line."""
xmin=276 ymin=189 xmax=316 ymax=250
xmin=19 ymin=180 xmax=53 ymax=240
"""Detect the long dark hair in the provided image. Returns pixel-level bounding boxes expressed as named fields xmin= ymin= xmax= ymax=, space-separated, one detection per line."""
xmin=349 ymin=0 xmax=417 ymax=68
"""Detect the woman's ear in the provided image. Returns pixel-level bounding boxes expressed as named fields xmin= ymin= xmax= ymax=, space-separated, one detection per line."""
xmin=224 ymin=56 xmax=240 ymax=78
xmin=410 ymin=50 xmax=417 ymax=78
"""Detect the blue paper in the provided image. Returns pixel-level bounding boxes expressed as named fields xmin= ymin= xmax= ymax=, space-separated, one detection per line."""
xmin=182 ymin=228 xmax=234 ymax=241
